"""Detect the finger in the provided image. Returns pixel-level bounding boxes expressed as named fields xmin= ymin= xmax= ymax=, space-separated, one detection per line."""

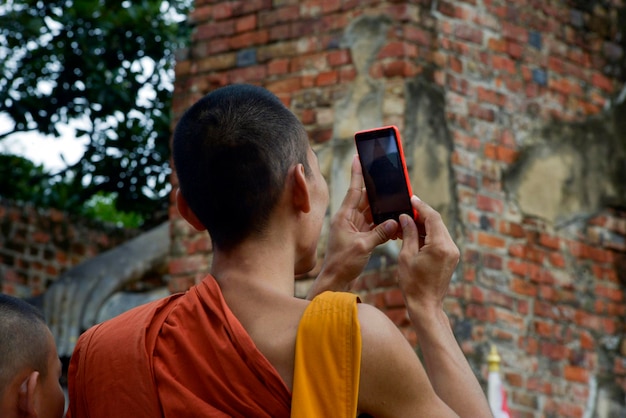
xmin=339 ymin=155 xmax=365 ymax=211
xmin=357 ymin=187 xmax=369 ymax=212
xmin=368 ymin=220 xmax=399 ymax=247
xmin=411 ymin=196 xmax=449 ymax=241
xmin=399 ymin=213 xmax=419 ymax=253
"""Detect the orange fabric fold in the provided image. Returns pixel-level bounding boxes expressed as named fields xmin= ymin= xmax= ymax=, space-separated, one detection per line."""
xmin=67 ymin=275 xmax=291 ymax=418
xmin=291 ymin=291 xmax=362 ymax=418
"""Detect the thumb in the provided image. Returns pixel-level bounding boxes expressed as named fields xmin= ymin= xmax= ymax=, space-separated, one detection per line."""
xmin=399 ymin=214 xmax=418 ymax=249
xmin=369 ymin=220 xmax=398 ymax=246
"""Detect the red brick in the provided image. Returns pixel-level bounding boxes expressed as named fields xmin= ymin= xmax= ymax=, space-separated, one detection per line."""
xmin=388 ymin=3 xmax=420 ymax=21
xmin=534 ymin=320 xmax=555 ymax=337
xmin=476 ymin=193 xmax=504 ymax=213
xmin=194 ymin=20 xmax=235 ymax=41
xmin=316 ymin=70 xmax=338 ymax=86
xmin=269 ymin=24 xmax=291 ymax=41
xmin=309 ymin=128 xmax=332 ymax=144
xmin=404 ymin=26 xmax=432 ymax=46
xmin=168 ymin=254 xmax=210 ymax=275
xmin=477 ymin=87 xmax=506 ymax=106
xmin=32 ymin=231 xmax=50 ymax=244
xmin=340 ymin=65 xmax=357 ymax=82
xmin=301 ymin=74 xmax=315 ymax=88
xmin=228 ymin=65 xmax=267 ymax=83
xmin=495 ymin=308 xmax=525 ymax=331
xmin=595 ymin=284 xmax=623 ymax=302
xmin=189 ymin=4 xmax=212 ymax=24
xmin=290 ymin=53 xmax=328 ymax=72
xmin=468 ymin=103 xmax=495 ymax=121
xmin=299 ymin=108 xmax=315 ymax=125
xmin=549 ymin=77 xmax=583 ymax=96
xmin=197 ymin=53 xmax=236 ymax=72
xmin=382 ymin=60 xmax=419 ymax=78
xmin=564 ymin=365 xmax=588 ymax=383
xmin=477 ymin=232 xmax=505 ymax=248
xmin=229 ymin=30 xmax=269 ymax=49
xmin=208 ymin=38 xmax=231 ymax=54
xmin=483 ymin=253 xmax=503 ymax=270
xmin=322 ymin=0 xmax=341 ymax=14
xmin=383 ymin=288 xmax=405 ymax=308
xmin=592 ymin=72 xmax=613 ymax=92
xmin=266 ymin=77 xmax=302 ymax=94
xmin=258 ymin=5 xmax=300 ymax=26
xmin=580 ymin=331 xmax=595 ymax=350
xmin=539 ymin=233 xmax=560 ymax=250
xmin=235 ymin=14 xmax=257 ymax=32
xmin=437 ymin=0 xmax=456 ymax=17
xmin=385 ymin=307 xmax=410 ymax=327
xmin=168 ymin=275 xmax=197 ymax=293
xmin=507 ymin=260 xmax=533 ymax=277
xmin=449 ymin=55 xmax=463 ymax=73
xmin=267 ymin=58 xmax=290 ymax=75
xmin=542 ymin=342 xmax=569 ymax=360
xmin=466 ymin=304 xmax=495 ymax=322
xmin=302 ymin=20 xmax=327 ymax=38
xmin=212 ymin=2 xmax=235 ymax=20
xmin=507 ymin=41 xmax=524 ymax=59
xmin=327 ymin=49 xmax=351 ymax=67
xmin=491 ymin=55 xmax=517 ymax=73
xmin=568 ymin=241 xmax=592 ymax=259
xmin=502 ymin=22 xmax=528 ymax=43
xmin=511 ymin=277 xmax=537 ymax=297
xmin=378 ymin=41 xmax=419 ymax=59
xmin=455 ymin=23 xmax=483 ymax=44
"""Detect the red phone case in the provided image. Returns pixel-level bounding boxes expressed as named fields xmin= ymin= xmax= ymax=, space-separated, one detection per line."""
xmin=354 ymin=125 xmax=417 ymax=224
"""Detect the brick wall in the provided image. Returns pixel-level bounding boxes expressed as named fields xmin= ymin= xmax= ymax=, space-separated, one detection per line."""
xmin=0 ymin=198 xmax=139 ymax=298
xmin=169 ymin=1 xmax=626 ymax=416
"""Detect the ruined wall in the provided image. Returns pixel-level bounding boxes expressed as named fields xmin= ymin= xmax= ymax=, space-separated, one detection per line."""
xmin=0 ymin=198 xmax=139 ymax=298
xmin=169 ymin=1 xmax=626 ymax=416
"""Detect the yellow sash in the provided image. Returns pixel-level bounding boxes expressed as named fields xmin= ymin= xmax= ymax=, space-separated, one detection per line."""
xmin=291 ymin=291 xmax=362 ymax=418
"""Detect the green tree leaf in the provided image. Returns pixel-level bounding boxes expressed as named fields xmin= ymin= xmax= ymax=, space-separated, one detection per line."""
xmin=0 ymin=0 xmax=192 ymax=228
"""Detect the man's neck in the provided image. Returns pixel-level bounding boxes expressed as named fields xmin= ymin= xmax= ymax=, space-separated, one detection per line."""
xmin=210 ymin=237 xmax=298 ymax=297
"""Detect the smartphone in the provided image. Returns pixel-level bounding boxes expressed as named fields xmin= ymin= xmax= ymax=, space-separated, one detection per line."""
xmin=354 ymin=125 xmax=417 ymax=224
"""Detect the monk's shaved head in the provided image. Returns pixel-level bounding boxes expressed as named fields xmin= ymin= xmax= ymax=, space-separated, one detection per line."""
xmin=0 ymin=294 xmax=50 ymax=396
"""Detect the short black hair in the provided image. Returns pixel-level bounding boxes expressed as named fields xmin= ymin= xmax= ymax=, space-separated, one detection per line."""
xmin=172 ymin=84 xmax=310 ymax=251
xmin=0 ymin=294 xmax=50 ymax=394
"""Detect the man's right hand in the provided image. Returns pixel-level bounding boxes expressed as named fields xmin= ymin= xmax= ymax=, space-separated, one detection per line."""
xmin=397 ymin=195 xmax=460 ymax=316
xmin=307 ymin=155 xmax=398 ymax=299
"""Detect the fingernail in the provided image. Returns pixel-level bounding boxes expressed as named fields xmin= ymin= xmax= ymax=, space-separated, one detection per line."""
xmin=400 ymin=215 xmax=409 ymax=227
xmin=383 ymin=221 xmax=395 ymax=234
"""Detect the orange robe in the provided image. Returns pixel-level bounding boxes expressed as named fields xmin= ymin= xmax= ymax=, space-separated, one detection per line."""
xmin=291 ymin=291 xmax=362 ymax=418
xmin=67 ymin=275 xmax=291 ymax=417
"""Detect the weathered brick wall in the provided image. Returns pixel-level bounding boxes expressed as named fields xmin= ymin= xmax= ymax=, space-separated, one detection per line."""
xmin=169 ymin=1 xmax=626 ymax=416
xmin=0 ymin=198 xmax=139 ymax=298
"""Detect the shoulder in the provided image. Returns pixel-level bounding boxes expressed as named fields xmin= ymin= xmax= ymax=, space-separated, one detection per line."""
xmin=356 ymin=304 xmax=451 ymax=417
xmin=76 ymin=292 xmax=185 ymax=351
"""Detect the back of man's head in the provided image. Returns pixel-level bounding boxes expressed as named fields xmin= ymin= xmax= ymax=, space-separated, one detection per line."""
xmin=173 ymin=83 xmax=310 ymax=251
xmin=0 ymin=294 xmax=49 ymax=396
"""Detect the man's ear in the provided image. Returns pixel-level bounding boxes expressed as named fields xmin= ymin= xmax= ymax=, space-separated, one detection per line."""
xmin=17 ymin=371 xmax=39 ymax=418
xmin=176 ymin=189 xmax=207 ymax=231
xmin=292 ymin=163 xmax=311 ymax=213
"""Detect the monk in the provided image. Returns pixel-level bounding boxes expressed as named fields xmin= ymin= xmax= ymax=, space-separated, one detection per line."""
xmin=67 ymin=84 xmax=491 ymax=417
xmin=0 ymin=294 xmax=65 ymax=418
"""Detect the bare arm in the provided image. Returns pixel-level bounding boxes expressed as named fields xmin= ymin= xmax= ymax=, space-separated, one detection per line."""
xmin=357 ymin=304 xmax=458 ymax=417
xmin=307 ymin=155 xmax=398 ymax=299
xmin=395 ymin=197 xmax=492 ymax=417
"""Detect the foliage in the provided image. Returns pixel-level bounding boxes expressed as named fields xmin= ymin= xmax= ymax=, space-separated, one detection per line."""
xmin=0 ymin=154 xmax=143 ymax=228
xmin=82 ymin=191 xmax=144 ymax=228
xmin=0 ymin=0 xmax=192 ymax=228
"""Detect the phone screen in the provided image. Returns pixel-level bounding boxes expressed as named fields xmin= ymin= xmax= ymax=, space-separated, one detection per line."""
xmin=355 ymin=126 xmax=414 ymax=224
